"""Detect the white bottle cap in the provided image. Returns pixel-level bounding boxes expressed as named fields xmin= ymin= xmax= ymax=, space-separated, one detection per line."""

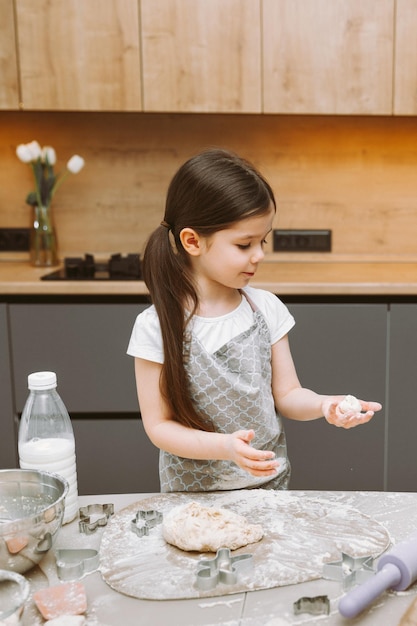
xmin=28 ymin=371 xmax=57 ymax=390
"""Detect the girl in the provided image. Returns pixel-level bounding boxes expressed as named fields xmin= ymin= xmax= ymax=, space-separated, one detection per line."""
xmin=127 ymin=148 xmax=381 ymax=492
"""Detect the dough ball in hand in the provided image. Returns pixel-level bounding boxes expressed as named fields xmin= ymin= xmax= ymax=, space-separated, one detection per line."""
xmin=335 ymin=394 xmax=363 ymax=425
xmin=162 ymin=501 xmax=264 ymax=552
xmin=338 ymin=394 xmax=362 ymax=414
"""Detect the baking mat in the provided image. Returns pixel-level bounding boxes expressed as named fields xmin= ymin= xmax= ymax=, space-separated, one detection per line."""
xmin=99 ymin=489 xmax=390 ymax=600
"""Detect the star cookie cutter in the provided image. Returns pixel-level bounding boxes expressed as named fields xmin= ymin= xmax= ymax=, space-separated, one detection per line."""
xmin=322 ymin=552 xmax=375 ymax=590
xmin=78 ymin=503 xmax=114 ymax=534
xmin=196 ymin=547 xmax=253 ymax=591
xmin=131 ymin=509 xmax=163 ymax=537
xmin=293 ymin=595 xmax=330 ymax=616
xmin=56 ymin=548 xmax=100 ymax=581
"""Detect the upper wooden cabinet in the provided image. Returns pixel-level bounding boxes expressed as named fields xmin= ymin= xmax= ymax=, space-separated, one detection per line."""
xmin=4 ymin=0 xmax=417 ymax=115
xmin=140 ymin=0 xmax=262 ymax=113
xmin=0 ymin=0 xmax=19 ymax=109
xmin=394 ymin=0 xmax=417 ymax=115
xmin=16 ymin=0 xmax=142 ymax=111
xmin=262 ymin=0 xmax=394 ymax=115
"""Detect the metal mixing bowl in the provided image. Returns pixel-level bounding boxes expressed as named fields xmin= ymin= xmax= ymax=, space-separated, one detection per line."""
xmin=0 ymin=569 xmax=30 ymax=622
xmin=0 ymin=469 xmax=68 ymax=574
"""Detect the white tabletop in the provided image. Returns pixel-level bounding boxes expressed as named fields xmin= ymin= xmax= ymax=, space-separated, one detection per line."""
xmin=20 ymin=491 xmax=417 ymax=626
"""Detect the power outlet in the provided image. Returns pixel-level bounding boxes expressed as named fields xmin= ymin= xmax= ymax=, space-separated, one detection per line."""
xmin=0 ymin=228 xmax=30 ymax=251
xmin=273 ymin=229 xmax=332 ymax=252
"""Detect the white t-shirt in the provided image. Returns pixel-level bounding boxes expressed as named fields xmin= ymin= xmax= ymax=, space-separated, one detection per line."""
xmin=127 ymin=286 xmax=295 ymax=363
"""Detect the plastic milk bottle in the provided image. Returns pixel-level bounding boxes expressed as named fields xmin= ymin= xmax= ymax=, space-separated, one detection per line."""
xmin=18 ymin=371 xmax=79 ymax=523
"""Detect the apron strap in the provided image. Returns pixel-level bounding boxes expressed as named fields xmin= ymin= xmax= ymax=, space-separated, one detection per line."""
xmin=239 ymin=289 xmax=259 ymax=313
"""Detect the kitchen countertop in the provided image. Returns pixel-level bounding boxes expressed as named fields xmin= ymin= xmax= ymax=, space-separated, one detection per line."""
xmin=19 ymin=491 xmax=417 ymax=626
xmin=2 ymin=255 xmax=417 ymax=296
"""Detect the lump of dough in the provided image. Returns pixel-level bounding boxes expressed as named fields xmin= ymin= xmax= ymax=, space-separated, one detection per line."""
xmin=162 ymin=501 xmax=264 ymax=552
xmin=33 ymin=582 xmax=87 ymax=621
xmin=338 ymin=394 xmax=362 ymax=413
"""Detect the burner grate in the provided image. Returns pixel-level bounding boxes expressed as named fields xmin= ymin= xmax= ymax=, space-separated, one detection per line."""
xmin=41 ymin=253 xmax=141 ymax=281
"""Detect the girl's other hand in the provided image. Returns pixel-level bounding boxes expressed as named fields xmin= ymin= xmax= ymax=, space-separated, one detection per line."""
xmin=323 ymin=397 xmax=382 ymax=429
xmin=226 ymin=429 xmax=279 ymax=477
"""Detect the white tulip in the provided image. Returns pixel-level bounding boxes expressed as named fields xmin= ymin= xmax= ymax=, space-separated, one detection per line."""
xmin=42 ymin=146 xmax=56 ymax=165
xmin=26 ymin=140 xmax=42 ymax=160
xmin=67 ymin=155 xmax=85 ymax=174
xmin=16 ymin=143 xmax=33 ymax=163
xmin=17 ymin=140 xmax=85 ymax=208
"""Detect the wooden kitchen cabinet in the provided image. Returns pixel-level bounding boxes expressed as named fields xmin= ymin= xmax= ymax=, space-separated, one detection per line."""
xmin=386 ymin=304 xmax=417 ymax=491
xmin=8 ymin=302 xmax=161 ymax=494
xmin=140 ymin=0 xmax=262 ymax=113
xmin=15 ymin=0 xmax=142 ymax=111
xmin=7 ymin=0 xmax=414 ymax=116
xmin=0 ymin=0 xmax=19 ymax=109
xmin=0 ymin=305 xmax=17 ymax=468
xmin=262 ymin=0 xmax=394 ymax=114
xmin=394 ymin=0 xmax=417 ymax=115
xmin=283 ymin=303 xmax=387 ymax=490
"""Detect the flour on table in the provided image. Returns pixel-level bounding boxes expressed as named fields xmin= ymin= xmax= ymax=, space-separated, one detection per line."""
xmin=162 ymin=501 xmax=263 ymax=552
xmin=44 ymin=617 xmax=86 ymax=626
xmin=99 ymin=490 xmax=391 ymax=601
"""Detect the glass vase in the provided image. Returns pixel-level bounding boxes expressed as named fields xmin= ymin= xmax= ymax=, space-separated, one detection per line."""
xmin=30 ymin=204 xmax=59 ymax=267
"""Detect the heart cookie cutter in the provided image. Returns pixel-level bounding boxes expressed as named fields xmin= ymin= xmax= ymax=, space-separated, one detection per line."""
xmin=78 ymin=503 xmax=114 ymax=534
xmin=56 ymin=548 xmax=100 ymax=581
xmin=131 ymin=509 xmax=163 ymax=537
xmin=196 ymin=547 xmax=253 ymax=591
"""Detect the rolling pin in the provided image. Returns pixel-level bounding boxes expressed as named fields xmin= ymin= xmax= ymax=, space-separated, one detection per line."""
xmin=339 ymin=530 xmax=417 ymax=619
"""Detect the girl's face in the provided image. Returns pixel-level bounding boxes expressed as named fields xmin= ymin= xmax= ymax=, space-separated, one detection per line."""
xmin=193 ymin=206 xmax=274 ymax=291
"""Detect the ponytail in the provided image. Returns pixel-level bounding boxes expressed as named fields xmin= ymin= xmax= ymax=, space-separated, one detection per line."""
xmin=142 ymin=223 xmax=213 ymax=431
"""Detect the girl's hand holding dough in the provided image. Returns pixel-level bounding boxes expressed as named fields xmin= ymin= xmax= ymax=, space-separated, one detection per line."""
xmin=323 ymin=394 xmax=382 ymax=429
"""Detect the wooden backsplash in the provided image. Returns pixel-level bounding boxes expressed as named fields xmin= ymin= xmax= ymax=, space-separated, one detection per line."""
xmin=1 ymin=111 xmax=417 ymax=258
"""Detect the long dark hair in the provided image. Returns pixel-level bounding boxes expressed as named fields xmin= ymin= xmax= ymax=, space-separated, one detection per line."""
xmin=142 ymin=148 xmax=276 ymax=431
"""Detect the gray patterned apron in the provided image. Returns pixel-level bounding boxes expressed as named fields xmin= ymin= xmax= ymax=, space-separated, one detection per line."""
xmin=159 ymin=292 xmax=290 ymax=492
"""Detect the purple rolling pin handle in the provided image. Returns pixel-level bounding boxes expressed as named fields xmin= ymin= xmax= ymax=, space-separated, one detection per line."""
xmin=338 ymin=563 xmax=402 ymax=619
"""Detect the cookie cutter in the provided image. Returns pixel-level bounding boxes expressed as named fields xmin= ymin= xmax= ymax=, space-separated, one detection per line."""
xmin=56 ymin=548 xmax=100 ymax=581
xmin=131 ymin=509 xmax=163 ymax=537
xmin=293 ymin=595 xmax=330 ymax=616
xmin=78 ymin=503 xmax=114 ymax=534
xmin=35 ymin=531 xmax=53 ymax=553
xmin=323 ymin=552 xmax=375 ymax=590
xmin=196 ymin=547 xmax=253 ymax=591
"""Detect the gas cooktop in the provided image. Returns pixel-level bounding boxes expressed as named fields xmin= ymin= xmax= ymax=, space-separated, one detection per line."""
xmin=41 ymin=253 xmax=141 ymax=281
